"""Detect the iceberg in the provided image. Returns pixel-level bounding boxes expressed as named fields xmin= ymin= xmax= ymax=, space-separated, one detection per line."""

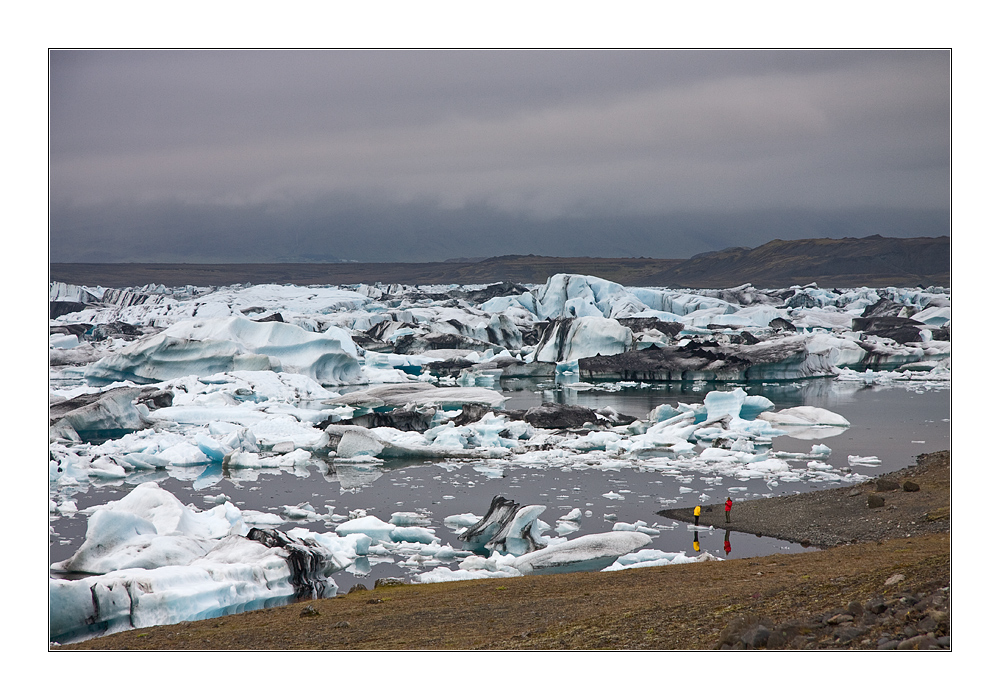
xmin=50 ymin=531 xmax=344 ymax=644
xmin=49 ymin=386 xmax=150 ymax=439
xmin=85 ymin=317 xmax=363 ymax=386
xmin=512 ymin=531 xmax=652 ymax=574
xmin=51 ymin=482 xmax=246 ymax=574
xmin=534 ymin=317 xmax=633 ymax=363
xmin=604 ymin=549 xmax=719 ymax=570
xmin=754 ymin=405 xmax=851 ymax=439
xmin=48 ymin=482 xmax=381 ymax=642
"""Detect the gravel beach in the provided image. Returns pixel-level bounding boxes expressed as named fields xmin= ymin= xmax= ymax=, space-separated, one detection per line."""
xmin=658 ymin=451 xmax=950 ymax=548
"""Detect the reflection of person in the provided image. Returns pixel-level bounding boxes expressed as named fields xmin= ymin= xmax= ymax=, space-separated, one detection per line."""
xmin=694 ymin=505 xmax=701 ymax=527
xmin=724 ymin=529 xmax=732 ymax=556
xmin=725 ymin=497 xmax=733 ymax=524
xmin=693 ymin=532 xmax=700 ymax=553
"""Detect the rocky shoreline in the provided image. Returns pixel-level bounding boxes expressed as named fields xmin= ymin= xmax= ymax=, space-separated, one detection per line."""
xmin=658 ymin=450 xmax=951 ymax=649
xmin=658 ymin=451 xmax=950 ymax=548
xmin=713 ymin=569 xmax=950 ymax=650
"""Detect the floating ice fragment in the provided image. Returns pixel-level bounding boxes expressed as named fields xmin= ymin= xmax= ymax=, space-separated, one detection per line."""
xmin=513 ymin=531 xmax=652 ymax=575
xmin=85 ymin=317 xmax=363 ymax=386
xmin=444 ymin=513 xmax=481 ymax=531
xmin=558 ymin=508 xmax=583 ymax=522
xmin=611 ymin=520 xmax=659 ymax=536
xmin=810 ymin=444 xmax=832 ymax=458
xmin=390 ymin=512 xmax=432 ymax=527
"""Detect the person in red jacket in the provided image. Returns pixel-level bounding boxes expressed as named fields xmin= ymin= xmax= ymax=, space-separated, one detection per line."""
xmin=725 ymin=496 xmax=733 ymax=524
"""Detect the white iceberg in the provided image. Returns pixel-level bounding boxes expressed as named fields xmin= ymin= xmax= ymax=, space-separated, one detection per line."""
xmin=513 ymin=531 xmax=652 ymax=574
xmin=85 ymin=317 xmax=363 ymax=386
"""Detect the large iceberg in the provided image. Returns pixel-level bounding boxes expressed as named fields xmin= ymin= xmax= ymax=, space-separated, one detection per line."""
xmin=533 ymin=317 xmax=634 ymax=363
xmin=85 ymin=317 xmax=363 ymax=386
xmin=50 ymin=532 xmax=343 ymax=644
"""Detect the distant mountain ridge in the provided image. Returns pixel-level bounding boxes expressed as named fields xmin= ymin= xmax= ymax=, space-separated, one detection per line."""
xmin=641 ymin=235 xmax=950 ymax=288
xmin=50 ymin=235 xmax=949 ymax=289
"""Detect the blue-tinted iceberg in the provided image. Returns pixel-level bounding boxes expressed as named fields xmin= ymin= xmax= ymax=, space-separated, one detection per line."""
xmin=85 ymin=317 xmax=363 ymax=386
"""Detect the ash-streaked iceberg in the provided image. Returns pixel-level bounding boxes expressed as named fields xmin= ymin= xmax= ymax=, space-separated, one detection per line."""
xmin=49 ymin=532 xmax=342 ymax=644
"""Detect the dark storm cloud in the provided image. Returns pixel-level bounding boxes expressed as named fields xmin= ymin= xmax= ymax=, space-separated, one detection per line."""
xmin=49 ymin=50 xmax=949 ymax=262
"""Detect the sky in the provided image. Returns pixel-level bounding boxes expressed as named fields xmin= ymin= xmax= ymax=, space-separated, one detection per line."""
xmin=49 ymin=49 xmax=949 ymax=263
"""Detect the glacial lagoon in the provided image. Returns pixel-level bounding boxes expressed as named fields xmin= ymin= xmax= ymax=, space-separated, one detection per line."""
xmin=49 ymin=377 xmax=950 ymax=578
xmin=48 ymin=276 xmax=950 ymax=641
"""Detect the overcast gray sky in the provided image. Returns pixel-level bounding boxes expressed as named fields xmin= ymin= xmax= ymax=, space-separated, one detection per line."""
xmin=49 ymin=49 xmax=950 ymax=263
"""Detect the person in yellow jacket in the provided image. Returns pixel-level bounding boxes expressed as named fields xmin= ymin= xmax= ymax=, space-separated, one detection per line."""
xmin=694 ymin=505 xmax=701 ymax=527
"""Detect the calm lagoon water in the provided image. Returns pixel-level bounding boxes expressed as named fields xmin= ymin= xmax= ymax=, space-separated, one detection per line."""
xmin=49 ymin=377 xmax=950 ymax=592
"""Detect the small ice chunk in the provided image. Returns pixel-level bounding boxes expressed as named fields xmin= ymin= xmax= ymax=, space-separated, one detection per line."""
xmin=391 ymin=527 xmax=439 ymax=545
xmin=611 ymin=520 xmax=659 ymax=536
xmin=558 ymin=508 xmax=583 ymax=522
xmin=390 ymin=512 xmax=432 ymax=527
xmin=809 ymin=444 xmax=832 ymax=458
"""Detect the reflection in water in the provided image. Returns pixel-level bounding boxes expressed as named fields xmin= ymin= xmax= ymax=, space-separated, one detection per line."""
xmin=49 ymin=376 xmax=949 ymax=595
xmin=499 ymin=376 xmax=949 ymax=473
xmin=775 ymin=425 xmax=848 ymax=440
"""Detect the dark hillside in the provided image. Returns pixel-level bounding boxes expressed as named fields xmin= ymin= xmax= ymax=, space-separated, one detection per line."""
xmin=50 ymin=235 xmax=949 ymax=289
xmin=643 ymin=235 xmax=949 ymax=288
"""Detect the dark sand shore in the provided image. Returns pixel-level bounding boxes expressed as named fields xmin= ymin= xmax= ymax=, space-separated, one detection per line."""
xmin=56 ymin=453 xmax=950 ymax=651
xmin=659 ymin=452 xmax=950 ymax=548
